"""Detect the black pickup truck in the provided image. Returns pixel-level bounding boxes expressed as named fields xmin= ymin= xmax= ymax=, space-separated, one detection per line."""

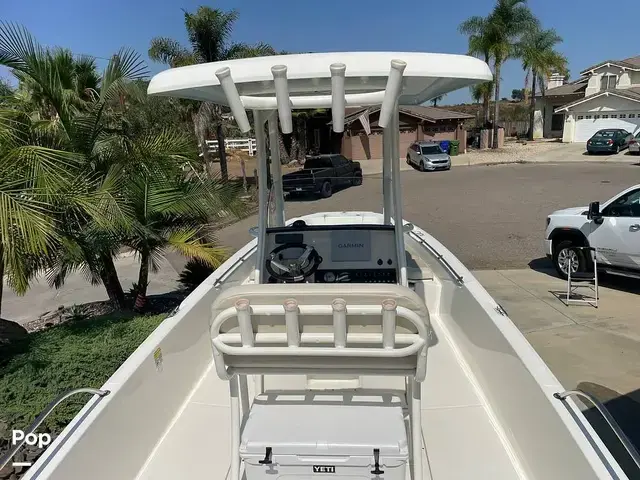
xmin=282 ymin=154 xmax=362 ymax=198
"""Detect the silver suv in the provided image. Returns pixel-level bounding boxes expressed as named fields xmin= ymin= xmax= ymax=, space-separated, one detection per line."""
xmin=406 ymin=141 xmax=451 ymax=171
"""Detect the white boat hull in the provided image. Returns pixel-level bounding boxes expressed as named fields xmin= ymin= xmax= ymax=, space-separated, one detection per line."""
xmin=22 ymin=213 xmax=627 ymax=480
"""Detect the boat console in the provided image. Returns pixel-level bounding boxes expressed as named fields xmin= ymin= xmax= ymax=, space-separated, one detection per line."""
xmin=262 ymin=220 xmax=398 ymax=284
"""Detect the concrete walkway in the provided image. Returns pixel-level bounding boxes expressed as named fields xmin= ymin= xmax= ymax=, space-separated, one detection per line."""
xmin=474 ymin=268 xmax=640 ymax=400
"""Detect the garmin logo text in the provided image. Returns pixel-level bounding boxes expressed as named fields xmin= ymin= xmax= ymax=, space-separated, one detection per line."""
xmin=337 ymin=243 xmax=365 ymax=249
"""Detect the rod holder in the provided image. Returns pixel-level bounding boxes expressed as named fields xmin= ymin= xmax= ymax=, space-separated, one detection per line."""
xmin=332 ymin=298 xmax=347 ymax=348
xmin=215 ymin=67 xmax=251 ymax=133
xmin=283 ymin=299 xmax=301 ymax=347
xmin=378 ymin=60 xmax=407 ymax=129
xmin=381 ymin=299 xmax=397 ymax=349
xmin=330 ymin=63 xmax=346 ymax=133
xmin=271 ymin=65 xmax=293 ymax=134
xmin=235 ymin=299 xmax=254 ymax=347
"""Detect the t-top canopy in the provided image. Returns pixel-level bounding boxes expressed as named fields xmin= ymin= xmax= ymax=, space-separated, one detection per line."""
xmin=147 ymin=51 xmax=492 ymax=109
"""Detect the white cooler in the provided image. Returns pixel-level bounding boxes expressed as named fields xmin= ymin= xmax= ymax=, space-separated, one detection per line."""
xmin=240 ymin=392 xmax=409 ymax=479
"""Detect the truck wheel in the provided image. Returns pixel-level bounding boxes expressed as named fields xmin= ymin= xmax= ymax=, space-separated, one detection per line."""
xmin=351 ymin=171 xmax=363 ymax=186
xmin=320 ymin=181 xmax=333 ymax=198
xmin=406 ymin=155 xmax=411 ymax=165
xmin=552 ymin=240 xmax=586 ymax=280
xmin=419 ymin=160 xmax=426 ymax=172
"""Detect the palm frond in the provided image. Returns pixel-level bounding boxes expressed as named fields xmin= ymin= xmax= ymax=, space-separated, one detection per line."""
xmin=183 ymin=6 xmax=239 ymax=62
xmin=224 ymin=42 xmax=277 ymax=60
xmin=163 ymin=225 xmax=229 ymax=268
xmin=99 ymin=48 xmax=149 ymax=104
xmin=148 ymin=37 xmax=194 ymax=67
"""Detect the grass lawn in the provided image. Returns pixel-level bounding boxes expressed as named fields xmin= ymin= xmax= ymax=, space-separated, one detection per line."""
xmin=0 ymin=312 xmax=166 ymax=434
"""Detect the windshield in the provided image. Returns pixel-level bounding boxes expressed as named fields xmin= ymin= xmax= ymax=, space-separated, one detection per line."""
xmin=594 ymin=130 xmax=616 ymax=138
xmin=421 ymin=146 xmax=443 ymax=155
xmin=304 ymin=158 xmax=332 ymax=169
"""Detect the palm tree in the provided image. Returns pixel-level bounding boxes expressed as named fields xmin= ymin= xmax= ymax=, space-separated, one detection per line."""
xmin=149 ymin=6 xmax=277 ymax=181
xmin=484 ymin=0 xmax=538 ymax=148
xmin=516 ymin=27 xmax=568 ymax=140
xmin=0 ymin=22 xmax=150 ymax=309
xmin=431 ymin=94 xmax=445 ymax=107
xmin=459 ymin=16 xmax=495 ymax=126
xmin=117 ymin=124 xmax=247 ymax=310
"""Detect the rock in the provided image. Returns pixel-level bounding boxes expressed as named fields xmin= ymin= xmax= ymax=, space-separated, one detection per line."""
xmin=0 ymin=464 xmax=14 ymax=479
xmin=0 ymin=319 xmax=28 ymax=346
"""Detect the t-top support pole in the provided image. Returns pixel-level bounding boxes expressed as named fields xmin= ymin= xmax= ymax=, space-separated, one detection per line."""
xmin=391 ymin=101 xmax=408 ymax=286
xmin=268 ymin=111 xmax=285 ymax=226
xmin=380 ymin=60 xmax=408 ymax=286
xmin=253 ymin=109 xmax=269 ymax=283
xmin=382 ymin=118 xmax=393 ymax=225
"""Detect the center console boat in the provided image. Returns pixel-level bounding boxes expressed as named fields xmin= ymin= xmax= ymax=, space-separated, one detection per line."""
xmin=11 ymin=52 xmax=637 ymax=480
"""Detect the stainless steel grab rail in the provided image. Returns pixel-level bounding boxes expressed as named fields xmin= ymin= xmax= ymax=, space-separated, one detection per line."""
xmin=0 ymin=388 xmax=110 ymax=470
xmin=554 ymin=389 xmax=640 ymax=470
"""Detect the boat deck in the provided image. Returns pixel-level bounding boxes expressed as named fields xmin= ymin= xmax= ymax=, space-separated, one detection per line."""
xmin=136 ymin=314 xmax=522 ymax=480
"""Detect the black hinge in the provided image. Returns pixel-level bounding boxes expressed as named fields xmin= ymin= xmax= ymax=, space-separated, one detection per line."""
xmin=370 ymin=448 xmax=384 ymax=475
xmin=258 ymin=446 xmax=273 ymax=465
xmin=495 ymin=304 xmax=508 ymax=316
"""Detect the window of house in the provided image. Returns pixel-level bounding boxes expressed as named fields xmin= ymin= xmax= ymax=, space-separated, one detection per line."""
xmin=620 ymin=114 xmax=627 ymax=118
xmin=577 ymin=116 xmax=584 ymax=120
xmin=594 ymin=115 xmax=601 ymax=119
xmin=611 ymin=114 xmax=617 ymax=118
xmin=586 ymin=115 xmax=593 ymax=119
xmin=602 ymin=115 xmax=609 ymax=119
xmin=600 ymin=75 xmax=617 ymax=90
xmin=630 ymin=113 xmax=637 ymax=118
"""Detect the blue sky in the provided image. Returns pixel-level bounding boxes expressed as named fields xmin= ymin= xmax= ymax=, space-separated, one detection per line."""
xmin=2 ymin=0 xmax=638 ymax=105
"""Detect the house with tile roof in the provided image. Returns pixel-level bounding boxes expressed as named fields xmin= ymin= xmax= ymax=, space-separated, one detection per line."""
xmin=533 ymin=55 xmax=640 ymax=142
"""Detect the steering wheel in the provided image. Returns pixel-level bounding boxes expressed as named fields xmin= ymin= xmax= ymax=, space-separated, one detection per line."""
xmin=265 ymin=243 xmax=322 ymax=282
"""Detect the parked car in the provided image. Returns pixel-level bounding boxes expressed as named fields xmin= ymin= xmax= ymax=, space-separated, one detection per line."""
xmin=282 ymin=154 xmax=362 ymax=199
xmin=545 ymin=184 xmax=640 ymax=279
xmin=628 ymin=132 xmax=640 ymax=155
xmin=586 ymin=129 xmax=633 ymax=154
xmin=406 ymin=141 xmax=451 ymax=171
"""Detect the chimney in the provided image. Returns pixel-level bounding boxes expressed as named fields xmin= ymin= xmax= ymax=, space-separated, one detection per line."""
xmin=547 ymin=72 xmax=566 ymax=90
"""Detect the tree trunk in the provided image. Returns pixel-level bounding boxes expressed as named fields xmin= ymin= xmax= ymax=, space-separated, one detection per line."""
xmin=523 ymin=70 xmax=530 ymax=104
xmin=0 ymin=242 xmax=4 ymax=318
xmin=492 ymin=60 xmax=502 ymax=149
xmin=297 ymin=117 xmax=307 ymax=162
xmin=482 ymin=91 xmax=490 ymax=127
xmin=134 ymin=249 xmax=150 ymax=312
xmin=99 ymin=253 xmax=126 ymax=309
xmin=528 ymin=71 xmax=537 ymax=141
xmin=216 ymin=123 xmax=228 ymax=181
xmin=278 ymin=128 xmax=289 ymax=163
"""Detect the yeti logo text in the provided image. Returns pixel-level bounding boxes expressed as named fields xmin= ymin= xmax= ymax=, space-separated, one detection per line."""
xmin=12 ymin=430 xmax=52 ymax=449
xmin=337 ymin=243 xmax=364 ymax=249
xmin=313 ymin=465 xmax=336 ymax=473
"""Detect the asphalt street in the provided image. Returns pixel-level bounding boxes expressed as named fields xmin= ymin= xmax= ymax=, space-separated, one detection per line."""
xmin=216 ymin=162 xmax=639 ymax=269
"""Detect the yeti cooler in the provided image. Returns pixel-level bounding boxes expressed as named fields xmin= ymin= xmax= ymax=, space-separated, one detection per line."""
xmin=240 ymin=392 xmax=409 ymax=479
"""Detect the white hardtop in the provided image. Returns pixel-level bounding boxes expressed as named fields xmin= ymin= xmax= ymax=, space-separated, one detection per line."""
xmin=147 ymin=51 xmax=492 ymax=108
xmin=240 ymin=392 xmax=408 ymax=458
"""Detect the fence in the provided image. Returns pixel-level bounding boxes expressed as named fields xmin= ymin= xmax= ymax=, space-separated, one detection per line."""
xmin=200 ymin=138 xmax=257 ymax=157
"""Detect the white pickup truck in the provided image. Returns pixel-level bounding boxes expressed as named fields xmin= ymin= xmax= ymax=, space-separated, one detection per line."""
xmin=545 ymin=184 xmax=640 ymax=279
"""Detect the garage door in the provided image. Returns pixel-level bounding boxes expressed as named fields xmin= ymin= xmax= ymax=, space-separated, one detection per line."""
xmin=574 ymin=112 xmax=640 ymax=142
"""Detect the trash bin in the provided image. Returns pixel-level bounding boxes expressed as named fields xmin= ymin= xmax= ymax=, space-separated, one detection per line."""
xmin=438 ymin=140 xmax=450 ymax=153
xmin=449 ymin=140 xmax=460 ymax=156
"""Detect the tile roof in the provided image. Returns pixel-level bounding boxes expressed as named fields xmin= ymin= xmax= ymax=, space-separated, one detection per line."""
xmin=555 ymin=87 xmax=640 ymax=112
xmin=543 ymin=81 xmax=587 ymax=97
xmin=335 ymin=105 xmax=473 ymax=126
xmin=580 ymin=55 xmax=640 ymax=74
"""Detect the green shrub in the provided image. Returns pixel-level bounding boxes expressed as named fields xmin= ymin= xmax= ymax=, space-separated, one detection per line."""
xmin=0 ymin=312 xmax=165 ymax=434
